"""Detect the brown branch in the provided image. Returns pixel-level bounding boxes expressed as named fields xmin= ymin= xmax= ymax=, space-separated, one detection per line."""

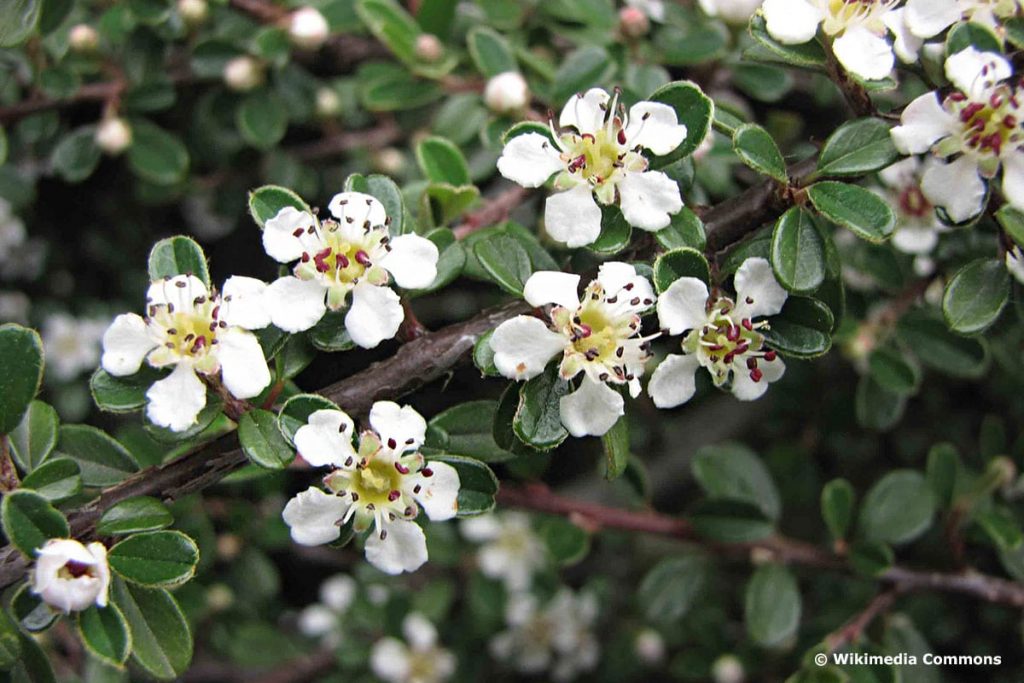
xmin=289 ymin=118 xmax=403 ymax=161
xmin=0 ymin=436 xmax=20 ymax=493
xmin=496 ymin=484 xmax=1024 ymax=608
xmin=821 ymin=37 xmax=877 ymax=118
xmin=825 ymin=589 xmax=901 ymax=653
xmin=0 ymin=81 xmax=125 ymax=126
xmin=453 ymin=186 xmax=531 ymax=239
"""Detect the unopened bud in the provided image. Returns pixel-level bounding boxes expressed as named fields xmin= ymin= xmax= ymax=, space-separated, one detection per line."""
xmin=288 ymin=7 xmax=330 ymax=50
xmin=373 ymin=147 xmax=406 ymax=175
xmin=619 ymin=6 xmax=650 ymax=39
xmin=315 ymin=87 xmax=342 ymax=118
xmin=712 ymin=654 xmax=745 ymax=683
xmin=206 ymin=583 xmax=234 ymax=612
xmin=414 ymin=33 xmax=443 ymax=62
xmin=177 ymin=0 xmax=209 ymax=26
xmin=988 ymin=456 xmax=1017 ymax=489
xmin=634 ymin=628 xmax=665 ymax=665
xmin=216 ymin=533 xmax=242 ymax=561
xmin=68 ymin=24 xmax=99 ymax=53
xmin=95 ymin=117 xmax=132 ymax=155
xmin=484 ymin=71 xmax=530 ymax=115
xmin=223 ymin=56 xmax=264 ymax=92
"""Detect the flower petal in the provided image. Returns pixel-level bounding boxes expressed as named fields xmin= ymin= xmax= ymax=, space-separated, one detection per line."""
xmin=656 ymin=277 xmax=709 ymax=334
xmin=328 ymin=191 xmax=388 ymax=227
xmin=883 ymin=8 xmax=925 ymax=64
xmin=832 ymin=26 xmax=894 ymax=81
xmin=523 ymin=271 xmax=581 ymax=309
xmin=282 ymin=487 xmax=349 ymax=546
xmin=496 ymin=133 xmax=565 ymax=188
xmin=891 ymin=93 xmax=955 ymax=154
xmin=921 ymin=156 xmax=986 ymax=223
xmin=558 ymin=88 xmax=611 ymax=136
xmin=266 ymin=276 xmax=328 ymax=333
xmin=731 ymin=356 xmax=786 ymax=400
xmin=732 ymin=257 xmax=788 ymax=320
xmin=370 ymin=401 xmax=427 ymax=453
xmin=648 ymin=353 xmax=701 ymax=408
xmin=490 ymin=316 xmax=565 ymax=381
xmin=370 ymin=638 xmax=411 ymax=681
xmin=344 ymin=283 xmax=403 ymax=349
xmin=559 ymin=377 xmax=624 ymax=437
xmin=459 ymin=515 xmax=502 ymax=542
xmin=905 ymin=0 xmax=960 ymax=38
xmin=623 ymin=101 xmax=687 ymax=156
xmin=762 ymin=0 xmax=823 ymax=44
xmin=216 ymin=327 xmax=271 ymax=399
xmin=878 ymin=157 xmax=920 ymax=188
xmin=146 ymin=275 xmax=209 ymax=311
xmin=892 ymin=225 xmax=939 ymax=254
xmin=364 ymin=520 xmax=428 ymax=575
xmin=295 ymin=409 xmax=357 ymax=468
xmin=945 ymin=47 xmax=1012 ymax=99
xmin=263 ymin=207 xmax=313 ymax=263
xmin=1006 ymin=248 xmax=1024 ymax=285
xmin=403 ymin=613 xmax=438 ymax=650
xmin=380 ymin=234 xmax=439 ymax=290
xmin=545 ymin=185 xmax=602 ymax=247
xmin=617 ymin=171 xmax=683 ymax=231
xmin=145 ymin=363 xmax=206 ymax=432
xmin=101 ymin=313 xmax=157 ymax=376
xmin=1002 ymin=150 xmax=1024 ymax=214
xmin=597 ymin=261 xmax=656 ymax=309
xmin=409 ymin=461 xmax=460 ymax=521
xmin=220 ymin=276 xmax=271 ymax=330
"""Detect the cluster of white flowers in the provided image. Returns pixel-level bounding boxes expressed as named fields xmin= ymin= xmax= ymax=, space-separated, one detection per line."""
xmin=42 ymin=313 xmax=109 ymax=381
xmin=281 ymin=401 xmax=460 ymax=575
xmin=461 ymin=512 xmax=547 ymax=591
xmin=490 ymin=589 xmax=600 ymax=682
xmin=874 ymin=158 xmax=948 ymax=275
xmin=31 ymin=538 xmax=110 ymax=613
xmin=296 ymin=574 xmax=356 ymax=647
xmin=371 ymin=613 xmax=457 ymax=683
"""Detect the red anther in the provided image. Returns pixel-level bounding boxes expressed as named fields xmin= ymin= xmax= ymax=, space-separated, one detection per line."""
xmin=1005 ymin=115 xmax=1017 ymax=128
xmin=395 ymin=462 xmax=410 ymax=474
xmin=421 ymin=468 xmax=434 ymax=477
xmin=960 ymin=102 xmax=985 ymax=122
xmin=949 ymin=92 xmax=967 ymax=102
xmin=64 ymin=560 xmax=92 ymax=578
xmin=582 ymin=133 xmax=595 ymax=143
xmin=313 ymin=248 xmax=333 ymax=273
xmin=749 ymin=368 xmax=763 ymax=382
xmin=726 ymin=325 xmax=740 ymax=342
xmin=746 ymin=357 xmax=758 ymax=370
xmin=354 ymin=250 xmax=371 ymax=266
xmin=336 ymin=253 xmax=350 ymax=269
xmin=617 ymin=129 xmax=627 ymax=145
xmin=191 ymin=336 xmax=207 ymax=353
xmin=301 ymin=252 xmax=310 ymax=263
xmin=293 ymin=227 xmax=305 ymax=237
xmin=387 ymin=438 xmax=397 ymax=449
xmin=764 ymin=350 xmax=777 ymax=361
xmin=741 ymin=318 xmax=753 ymax=331
xmin=991 ymin=93 xmax=1003 ymax=108
xmin=577 ymin=324 xmax=592 ymax=338
xmin=734 ymin=342 xmax=749 ymax=356
xmin=568 ymin=155 xmax=587 ymax=172
xmin=211 ymin=305 xmax=220 ymax=319
xmin=388 ymin=490 xmax=401 ymax=502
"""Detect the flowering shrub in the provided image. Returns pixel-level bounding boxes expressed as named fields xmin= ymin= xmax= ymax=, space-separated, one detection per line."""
xmin=0 ymin=1 xmax=1023 ymax=682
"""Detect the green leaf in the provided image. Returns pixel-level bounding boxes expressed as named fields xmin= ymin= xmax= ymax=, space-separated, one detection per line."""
xmin=770 ymin=207 xmax=826 ymax=294
xmin=408 ymin=228 xmax=465 ymax=295
xmin=21 ymin=457 xmax=81 ymax=502
xmin=8 ymin=632 xmax=55 ymax=682
xmin=357 ymin=0 xmax=457 ymax=78
xmin=51 ymin=126 xmax=101 ymax=184
xmin=57 ymin=425 xmax=140 ymax=487
xmin=247 ymin=185 xmax=311 ymax=229
xmin=426 ymin=454 xmax=498 ymax=516
xmin=747 ymin=14 xmax=826 ymax=67
xmin=472 ymin=329 xmax=500 ymax=378
xmin=601 ymin=415 xmax=629 ymax=480
xmin=0 ymin=608 xmax=19 ymax=668
xmin=945 ymin=21 xmax=1002 ymax=57
xmin=848 ymin=539 xmax=894 ymax=577
xmin=239 ymin=408 xmax=296 ymax=470
xmin=514 ymin=366 xmax=570 ymax=451
xmin=11 ymin=583 xmax=58 ymax=633
xmin=896 ymin=309 xmax=988 ymax=378
xmin=820 ymin=478 xmax=855 ymax=541
xmin=763 ymin=296 xmax=833 ymax=358
xmin=345 ymin=173 xmax=409 ymax=236
xmin=108 ymin=531 xmax=199 ymax=587
xmin=89 ymin=366 xmax=165 ymax=414
xmin=539 ymin=516 xmax=590 ymax=566
xmin=589 ymin=206 xmax=632 ymax=256
xmin=147 ymin=235 xmax=210 ymax=286
xmin=1 ymin=490 xmax=69 ymax=557
xmin=112 ymin=580 xmax=192 ymax=680
xmin=467 ymin=25 xmax=516 ymax=77
xmin=359 ymin=62 xmax=444 ymax=111
xmin=689 ymin=499 xmax=773 ymax=543
xmin=427 ymin=401 xmax=514 ymax=463
xmin=0 ymin=0 xmax=42 ymax=47
xmin=692 ymin=442 xmax=781 ymax=521
xmin=277 ymin=394 xmax=339 ymax=445
xmin=807 ymin=181 xmax=895 ymax=243
xmin=858 ymin=470 xmax=936 ymax=545
xmin=473 ymin=234 xmax=532 ymax=296
xmin=0 ymin=323 xmax=44 ymax=434
xmin=424 ymin=182 xmax=480 ymax=224
xmin=975 ymin=507 xmax=1022 ymax=550
xmin=96 ymin=497 xmax=174 ymax=536
xmin=867 ymin=346 xmax=920 ymax=395
xmin=653 ymin=247 xmax=710 ymax=292
xmin=126 ymin=119 xmax=189 ymax=185
xmin=655 ymin=207 xmax=706 ymax=252
xmin=308 ymin=311 xmax=354 ymax=352
xmin=996 ymin=204 xmax=1024 ymax=248
xmin=553 ymin=46 xmax=614 ymax=103
xmin=76 ymin=605 xmax=131 ymax=667
xmin=236 ymin=90 xmax=288 ymax=151
xmin=732 ymin=123 xmax=786 ymax=182
xmin=745 ymin=564 xmax=801 ymax=647
xmin=926 ymin=442 xmax=959 ymax=508
xmin=416 ymin=136 xmax=471 ymax=185
xmin=855 ymin=374 xmax=906 ymax=431
xmin=9 ymin=400 xmax=58 ymax=472
xmin=647 ymin=80 xmax=714 ymax=166
xmin=637 ymin=554 xmax=707 ymax=623
xmin=815 ymin=118 xmax=898 ymax=178
xmin=942 ymin=258 xmax=1010 ymax=335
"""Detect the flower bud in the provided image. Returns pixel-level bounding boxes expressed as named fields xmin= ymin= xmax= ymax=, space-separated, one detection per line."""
xmin=712 ymin=654 xmax=745 ymax=683
xmin=68 ymin=24 xmax=99 ymax=53
xmin=484 ymin=71 xmax=530 ymax=115
xmin=315 ymin=86 xmax=342 ymax=118
xmin=372 ymin=147 xmax=406 ymax=175
xmin=95 ymin=117 xmax=132 ymax=155
xmin=223 ymin=56 xmax=264 ymax=92
xmin=177 ymin=0 xmax=209 ymax=26
xmin=288 ymin=7 xmax=330 ymax=50
xmin=206 ymin=583 xmax=234 ymax=612
xmin=415 ymin=33 xmax=444 ymax=62
xmin=634 ymin=628 xmax=665 ymax=665
xmin=619 ymin=6 xmax=650 ymax=39
xmin=32 ymin=539 xmax=111 ymax=613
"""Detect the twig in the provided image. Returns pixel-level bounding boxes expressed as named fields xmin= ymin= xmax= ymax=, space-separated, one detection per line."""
xmin=288 ymin=118 xmax=403 ymax=161
xmin=825 ymin=589 xmax=902 ymax=653
xmin=452 ymin=186 xmax=531 ymax=239
xmin=0 ymin=436 xmax=20 ymax=493
xmin=821 ymin=37 xmax=877 ymax=118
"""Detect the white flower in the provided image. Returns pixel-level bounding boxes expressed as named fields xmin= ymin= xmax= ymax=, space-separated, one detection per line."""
xmin=712 ymin=654 xmax=746 ymax=683
xmin=68 ymin=24 xmax=99 ymax=52
xmin=649 ymin=257 xmax=787 ymax=408
xmin=761 ymin=0 xmax=898 ymax=81
xmin=876 ymin=157 xmax=948 ymax=259
xmin=698 ymin=0 xmax=762 ymax=24
xmin=288 ymin=7 xmax=330 ymax=50
xmin=178 ymin=0 xmax=209 ymax=25
xmin=633 ymin=628 xmax=665 ymax=665
xmin=261 ymin=193 xmax=439 ymax=348
xmin=43 ymin=313 xmax=108 ymax=381
xmin=891 ymin=47 xmax=1023 ymax=223
xmin=1007 ymin=245 xmax=1024 ymax=284
xmin=371 ymin=613 xmax=456 ymax=683
xmin=223 ymin=56 xmax=263 ymax=92
xmin=31 ymin=539 xmax=111 ymax=613
xmin=281 ymin=401 xmax=460 ymax=575
xmin=484 ymin=71 xmax=530 ymax=115
xmin=496 ymin=88 xmax=686 ymax=247
xmin=95 ymin=117 xmax=132 ymax=155
xmin=490 ymin=589 xmax=600 ymax=682
xmin=460 ymin=512 xmax=546 ymax=591
xmin=489 ymin=262 xmax=656 ymax=437
xmin=296 ymin=573 xmax=356 ymax=646
xmin=101 ymin=274 xmax=272 ymax=432
xmin=889 ymin=0 xmax=1020 ymax=62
